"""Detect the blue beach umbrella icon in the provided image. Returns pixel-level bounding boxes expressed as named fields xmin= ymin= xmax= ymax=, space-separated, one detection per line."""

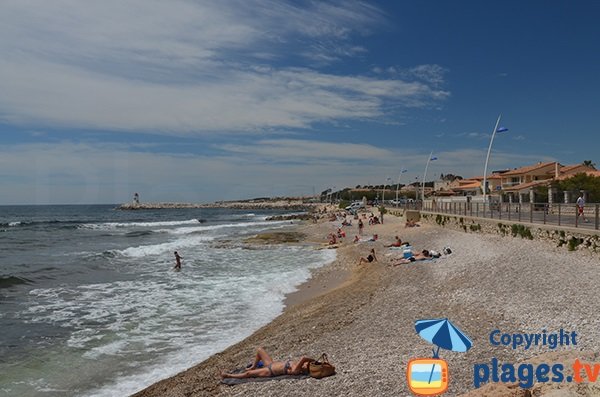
xmin=415 ymin=318 xmax=473 ymax=383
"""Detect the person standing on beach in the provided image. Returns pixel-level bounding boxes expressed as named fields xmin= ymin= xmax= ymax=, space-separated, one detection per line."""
xmin=576 ymin=193 xmax=588 ymax=223
xmin=173 ymin=251 xmax=183 ymax=270
xmin=358 ymin=219 xmax=364 ymax=235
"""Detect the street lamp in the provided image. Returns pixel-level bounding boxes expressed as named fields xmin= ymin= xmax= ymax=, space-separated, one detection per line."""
xmin=421 ymin=151 xmax=438 ymax=202
xmin=482 ymin=115 xmax=508 ymax=211
xmin=395 ymin=169 xmax=408 ymax=207
xmin=382 ymin=177 xmax=392 ymax=204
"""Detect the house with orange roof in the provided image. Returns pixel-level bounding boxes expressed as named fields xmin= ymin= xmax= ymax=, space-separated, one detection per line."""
xmin=442 ymin=174 xmax=503 ymax=196
xmin=430 ymin=161 xmax=596 ymax=204
xmin=499 ymin=162 xmax=595 ymax=204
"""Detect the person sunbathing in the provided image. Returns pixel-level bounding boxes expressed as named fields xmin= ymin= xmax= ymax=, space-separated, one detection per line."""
xmin=328 ymin=233 xmax=337 ymax=245
xmin=386 ymin=236 xmax=406 ymax=247
xmin=405 ymin=219 xmax=420 ymax=228
xmin=358 ymin=248 xmax=378 ymax=265
xmin=392 ymin=249 xmax=433 ymax=265
xmin=221 ymin=347 xmax=314 ymax=379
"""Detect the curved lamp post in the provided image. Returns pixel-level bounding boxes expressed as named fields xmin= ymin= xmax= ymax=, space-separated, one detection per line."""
xmin=395 ymin=169 xmax=408 ymax=207
xmin=482 ymin=115 xmax=508 ymax=211
xmin=421 ymin=151 xmax=438 ymax=202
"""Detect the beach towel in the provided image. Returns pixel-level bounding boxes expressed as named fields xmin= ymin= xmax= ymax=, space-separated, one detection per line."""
xmin=220 ymin=368 xmax=309 ymax=385
xmin=388 ymin=245 xmax=409 ymax=250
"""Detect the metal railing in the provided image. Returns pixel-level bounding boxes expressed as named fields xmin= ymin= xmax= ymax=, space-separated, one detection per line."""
xmin=418 ymin=201 xmax=600 ymax=230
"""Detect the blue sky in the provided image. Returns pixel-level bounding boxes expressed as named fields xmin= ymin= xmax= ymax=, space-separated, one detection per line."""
xmin=0 ymin=0 xmax=598 ymax=204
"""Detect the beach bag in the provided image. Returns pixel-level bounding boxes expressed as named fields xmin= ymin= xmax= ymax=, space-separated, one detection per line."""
xmin=309 ymin=353 xmax=336 ymax=379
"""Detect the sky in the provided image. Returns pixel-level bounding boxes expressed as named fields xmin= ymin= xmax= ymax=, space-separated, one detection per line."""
xmin=0 ymin=0 xmax=599 ymax=204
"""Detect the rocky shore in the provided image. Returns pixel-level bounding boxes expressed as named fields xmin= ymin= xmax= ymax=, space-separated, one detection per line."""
xmin=132 ymin=208 xmax=600 ymax=397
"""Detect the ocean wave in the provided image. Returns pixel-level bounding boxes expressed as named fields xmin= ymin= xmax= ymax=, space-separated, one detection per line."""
xmin=0 ymin=275 xmax=34 ymax=289
xmin=15 ymin=245 xmax=337 ymax=396
xmin=79 ymin=219 xmax=204 ymax=230
xmin=0 ymin=220 xmax=81 ymax=229
xmin=113 ymin=235 xmax=215 ymax=258
xmin=159 ymin=220 xmax=288 ymax=235
xmin=124 ymin=230 xmax=155 ymax=238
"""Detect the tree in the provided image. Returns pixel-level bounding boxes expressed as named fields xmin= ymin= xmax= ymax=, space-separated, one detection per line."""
xmin=582 ymin=160 xmax=597 ymax=169
xmin=552 ymin=173 xmax=600 ymax=202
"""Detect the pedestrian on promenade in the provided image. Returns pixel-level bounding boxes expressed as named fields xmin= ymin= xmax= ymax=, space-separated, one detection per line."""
xmin=576 ymin=193 xmax=588 ymax=223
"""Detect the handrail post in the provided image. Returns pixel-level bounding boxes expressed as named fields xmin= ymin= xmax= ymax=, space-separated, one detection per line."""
xmin=529 ymin=203 xmax=533 ymax=223
xmin=558 ymin=203 xmax=561 ymax=226
xmin=543 ymin=203 xmax=546 ymax=224
xmin=595 ymin=204 xmax=599 ymax=230
xmin=508 ymin=203 xmax=511 ymax=221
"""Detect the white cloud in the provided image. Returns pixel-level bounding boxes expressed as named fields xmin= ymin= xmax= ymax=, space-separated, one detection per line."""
xmin=0 ymin=1 xmax=448 ymax=135
xmin=218 ymin=139 xmax=393 ymax=161
xmin=408 ymin=64 xmax=448 ymax=86
xmin=0 ymin=142 xmax=553 ymax=204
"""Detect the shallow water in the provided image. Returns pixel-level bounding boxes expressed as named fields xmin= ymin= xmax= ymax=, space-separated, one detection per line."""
xmin=0 ymin=205 xmax=334 ymax=396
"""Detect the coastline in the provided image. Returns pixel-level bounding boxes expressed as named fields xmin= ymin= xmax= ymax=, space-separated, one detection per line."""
xmin=116 ymin=200 xmax=316 ymax=211
xmin=133 ymin=208 xmax=600 ymax=397
xmin=131 ymin=207 xmax=373 ymax=397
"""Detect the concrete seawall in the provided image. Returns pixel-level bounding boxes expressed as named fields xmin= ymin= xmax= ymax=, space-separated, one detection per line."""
xmin=419 ymin=211 xmax=600 ymax=254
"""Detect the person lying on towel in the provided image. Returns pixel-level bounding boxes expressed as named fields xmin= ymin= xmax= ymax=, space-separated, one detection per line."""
xmin=221 ymin=347 xmax=314 ymax=379
xmin=392 ymin=249 xmax=434 ymax=265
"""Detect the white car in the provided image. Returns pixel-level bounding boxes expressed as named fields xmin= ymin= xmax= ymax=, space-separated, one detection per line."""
xmin=345 ymin=202 xmax=365 ymax=211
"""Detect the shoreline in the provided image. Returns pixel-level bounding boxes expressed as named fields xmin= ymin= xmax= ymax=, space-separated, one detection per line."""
xmin=132 ymin=207 xmax=374 ymax=396
xmin=133 ymin=208 xmax=600 ymax=397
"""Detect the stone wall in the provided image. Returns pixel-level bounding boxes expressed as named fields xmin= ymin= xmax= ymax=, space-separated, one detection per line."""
xmin=420 ymin=211 xmax=600 ymax=254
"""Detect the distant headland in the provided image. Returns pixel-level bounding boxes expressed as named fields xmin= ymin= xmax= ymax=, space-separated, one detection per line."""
xmin=116 ymin=198 xmax=317 ymax=211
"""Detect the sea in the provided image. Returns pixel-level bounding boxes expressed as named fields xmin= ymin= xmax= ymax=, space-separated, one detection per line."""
xmin=0 ymin=205 xmax=335 ymax=396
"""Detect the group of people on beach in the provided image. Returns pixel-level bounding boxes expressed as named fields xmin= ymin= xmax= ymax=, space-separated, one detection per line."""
xmin=319 ymin=206 xmax=444 ymax=267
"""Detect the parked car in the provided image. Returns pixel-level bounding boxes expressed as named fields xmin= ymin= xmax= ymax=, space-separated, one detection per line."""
xmin=345 ymin=201 xmax=365 ymax=211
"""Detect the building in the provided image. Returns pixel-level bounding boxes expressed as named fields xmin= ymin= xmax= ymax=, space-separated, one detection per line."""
xmin=430 ymin=161 xmax=596 ymax=204
xmin=501 ymin=162 xmax=595 ymax=203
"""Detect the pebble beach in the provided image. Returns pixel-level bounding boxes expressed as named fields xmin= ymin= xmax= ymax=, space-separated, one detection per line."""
xmin=133 ymin=208 xmax=600 ymax=397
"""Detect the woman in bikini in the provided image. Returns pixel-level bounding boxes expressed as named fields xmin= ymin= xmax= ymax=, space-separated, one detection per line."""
xmin=220 ymin=347 xmax=314 ymax=379
xmin=358 ymin=248 xmax=378 ymax=265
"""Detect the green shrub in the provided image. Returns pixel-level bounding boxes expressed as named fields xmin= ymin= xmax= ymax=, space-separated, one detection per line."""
xmin=568 ymin=238 xmax=583 ymax=251
xmin=338 ymin=200 xmax=350 ymax=209
xmin=511 ymin=224 xmax=533 ymax=239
